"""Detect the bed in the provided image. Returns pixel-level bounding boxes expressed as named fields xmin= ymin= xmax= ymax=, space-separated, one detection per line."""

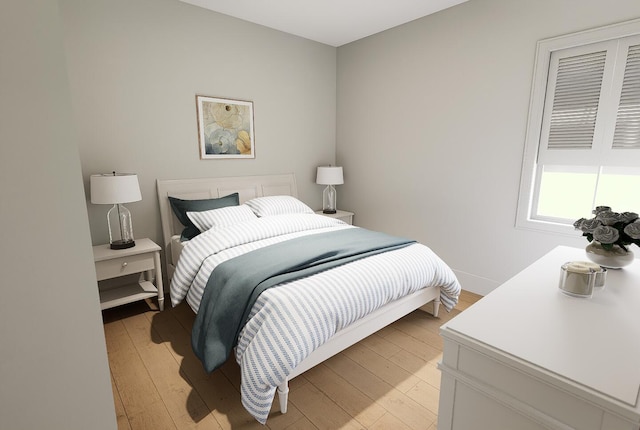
xmin=157 ymin=173 xmax=461 ymax=424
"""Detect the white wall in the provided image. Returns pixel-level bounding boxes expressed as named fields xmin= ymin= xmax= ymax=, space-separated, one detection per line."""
xmin=60 ymin=0 xmax=337 ymax=252
xmin=337 ymin=0 xmax=640 ymax=295
xmin=0 ymin=1 xmax=116 ymax=429
xmin=59 ymin=0 xmax=640 ymax=297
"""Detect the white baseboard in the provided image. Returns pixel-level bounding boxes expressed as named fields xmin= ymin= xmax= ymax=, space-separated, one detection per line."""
xmin=453 ymin=269 xmax=500 ymax=297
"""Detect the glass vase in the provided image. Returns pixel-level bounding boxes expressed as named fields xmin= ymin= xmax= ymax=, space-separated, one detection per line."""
xmin=585 ymin=241 xmax=634 ymax=269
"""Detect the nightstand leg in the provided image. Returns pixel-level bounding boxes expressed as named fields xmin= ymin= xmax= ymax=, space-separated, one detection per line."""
xmin=153 ymin=251 xmax=164 ymax=311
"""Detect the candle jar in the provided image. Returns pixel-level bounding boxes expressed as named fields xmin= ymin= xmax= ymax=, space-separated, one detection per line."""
xmin=594 ymin=267 xmax=607 ymax=289
xmin=559 ymin=261 xmax=600 ymax=298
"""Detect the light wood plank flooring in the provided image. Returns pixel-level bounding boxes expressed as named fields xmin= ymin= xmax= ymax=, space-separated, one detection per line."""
xmin=103 ymin=290 xmax=481 ymax=430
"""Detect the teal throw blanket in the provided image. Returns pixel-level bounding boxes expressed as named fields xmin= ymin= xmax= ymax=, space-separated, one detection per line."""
xmin=191 ymin=228 xmax=416 ymax=373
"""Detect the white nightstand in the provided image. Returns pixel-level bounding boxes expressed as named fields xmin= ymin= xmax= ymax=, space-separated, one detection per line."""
xmin=315 ymin=209 xmax=354 ymax=225
xmin=92 ymin=238 xmax=164 ymax=311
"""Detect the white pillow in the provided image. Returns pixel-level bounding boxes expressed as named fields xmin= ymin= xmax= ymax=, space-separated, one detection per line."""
xmin=245 ymin=195 xmax=314 ymax=217
xmin=187 ymin=204 xmax=257 ymax=232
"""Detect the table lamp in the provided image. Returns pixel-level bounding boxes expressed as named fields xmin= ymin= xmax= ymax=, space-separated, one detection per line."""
xmin=316 ymin=166 xmax=343 ymax=214
xmin=90 ymin=172 xmax=142 ymax=249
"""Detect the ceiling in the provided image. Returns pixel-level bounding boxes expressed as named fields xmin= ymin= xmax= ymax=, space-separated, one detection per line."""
xmin=179 ymin=0 xmax=468 ymax=47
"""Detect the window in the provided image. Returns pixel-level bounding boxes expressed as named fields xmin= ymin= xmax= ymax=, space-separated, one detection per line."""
xmin=517 ymin=19 xmax=640 ymax=234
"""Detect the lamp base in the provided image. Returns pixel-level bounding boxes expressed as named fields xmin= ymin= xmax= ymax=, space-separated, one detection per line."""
xmin=322 ymin=209 xmax=337 ymax=214
xmin=110 ymin=239 xmax=135 ymax=250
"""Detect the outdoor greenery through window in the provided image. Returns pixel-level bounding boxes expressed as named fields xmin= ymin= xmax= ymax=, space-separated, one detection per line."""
xmin=517 ymin=19 xmax=640 ymax=234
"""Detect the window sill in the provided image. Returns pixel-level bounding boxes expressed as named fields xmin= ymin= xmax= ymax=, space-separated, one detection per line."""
xmin=515 ymin=217 xmax=577 ymax=237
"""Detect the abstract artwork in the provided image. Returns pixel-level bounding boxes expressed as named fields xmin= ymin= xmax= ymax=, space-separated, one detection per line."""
xmin=196 ymin=95 xmax=255 ymax=159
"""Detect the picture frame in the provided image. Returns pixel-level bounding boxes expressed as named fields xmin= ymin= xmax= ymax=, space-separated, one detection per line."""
xmin=196 ymin=95 xmax=255 ymax=159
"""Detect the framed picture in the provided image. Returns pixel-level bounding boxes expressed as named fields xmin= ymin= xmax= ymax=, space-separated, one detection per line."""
xmin=196 ymin=95 xmax=255 ymax=159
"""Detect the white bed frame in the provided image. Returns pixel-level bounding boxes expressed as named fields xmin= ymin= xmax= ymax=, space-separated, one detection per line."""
xmin=156 ymin=173 xmax=441 ymax=415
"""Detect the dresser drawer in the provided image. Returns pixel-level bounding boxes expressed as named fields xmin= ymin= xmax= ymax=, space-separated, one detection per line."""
xmin=95 ymin=252 xmax=155 ymax=281
xmin=455 ymin=342 xmax=602 ymax=430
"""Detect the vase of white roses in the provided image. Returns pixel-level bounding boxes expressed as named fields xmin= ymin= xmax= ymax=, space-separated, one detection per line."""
xmin=574 ymin=206 xmax=640 ymax=268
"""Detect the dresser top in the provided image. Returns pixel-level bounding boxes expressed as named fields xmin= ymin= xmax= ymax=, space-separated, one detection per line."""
xmin=442 ymin=246 xmax=640 ymax=411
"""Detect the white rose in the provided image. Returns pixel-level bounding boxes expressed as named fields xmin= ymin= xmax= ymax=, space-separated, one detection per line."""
xmin=624 ymin=221 xmax=640 ymax=240
xmin=592 ymin=225 xmax=620 ymax=244
xmin=577 ymin=218 xmax=601 ymax=233
xmin=620 ymin=212 xmax=639 ymax=224
xmin=596 ymin=211 xmax=621 ymax=226
xmin=593 ymin=206 xmax=611 ymax=215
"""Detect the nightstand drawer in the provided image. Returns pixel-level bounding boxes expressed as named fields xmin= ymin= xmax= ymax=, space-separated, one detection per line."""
xmin=95 ymin=253 xmax=155 ymax=281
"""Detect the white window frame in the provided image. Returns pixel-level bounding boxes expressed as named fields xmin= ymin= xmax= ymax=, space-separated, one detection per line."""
xmin=516 ymin=18 xmax=640 ymax=235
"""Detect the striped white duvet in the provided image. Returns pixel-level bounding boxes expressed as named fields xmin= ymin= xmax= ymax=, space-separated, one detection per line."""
xmin=170 ymin=213 xmax=461 ymax=424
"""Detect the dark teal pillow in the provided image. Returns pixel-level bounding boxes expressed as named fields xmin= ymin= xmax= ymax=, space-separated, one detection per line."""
xmin=169 ymin=193 xmax=239 ymax=240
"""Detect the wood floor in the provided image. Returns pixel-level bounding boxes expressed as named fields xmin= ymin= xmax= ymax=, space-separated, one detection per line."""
xmin=103 ymin=290 xmax=481 ymax=430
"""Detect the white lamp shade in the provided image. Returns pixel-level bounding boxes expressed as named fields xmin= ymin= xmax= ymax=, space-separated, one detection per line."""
xmin=316 ymin=166 xmax=344 ymax=185
xmin=90 ymin=173 xmax=142 ymax=204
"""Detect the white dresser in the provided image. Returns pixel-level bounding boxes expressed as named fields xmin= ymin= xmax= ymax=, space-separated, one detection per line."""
xmin=438 ymin=246 xmax=640 ymax=430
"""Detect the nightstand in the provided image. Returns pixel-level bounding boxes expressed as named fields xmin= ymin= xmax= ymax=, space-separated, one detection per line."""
xmin=92 ymin=238 xmax=164 ymax=311
xmin=315 ymin=209 xmax=354 ymax=225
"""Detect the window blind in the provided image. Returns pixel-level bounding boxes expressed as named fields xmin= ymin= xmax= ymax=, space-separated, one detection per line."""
xmin=538 ymin=36 xmax=640 ymax=166
xmin=547 ymin=50 xmax=606 ymax=151
xmin=613 ymin=44 xmax=640 ymax=149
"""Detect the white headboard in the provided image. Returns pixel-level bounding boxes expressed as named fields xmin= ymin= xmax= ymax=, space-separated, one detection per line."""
xmin=156 ymin=173 xmax=298 ymax=277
